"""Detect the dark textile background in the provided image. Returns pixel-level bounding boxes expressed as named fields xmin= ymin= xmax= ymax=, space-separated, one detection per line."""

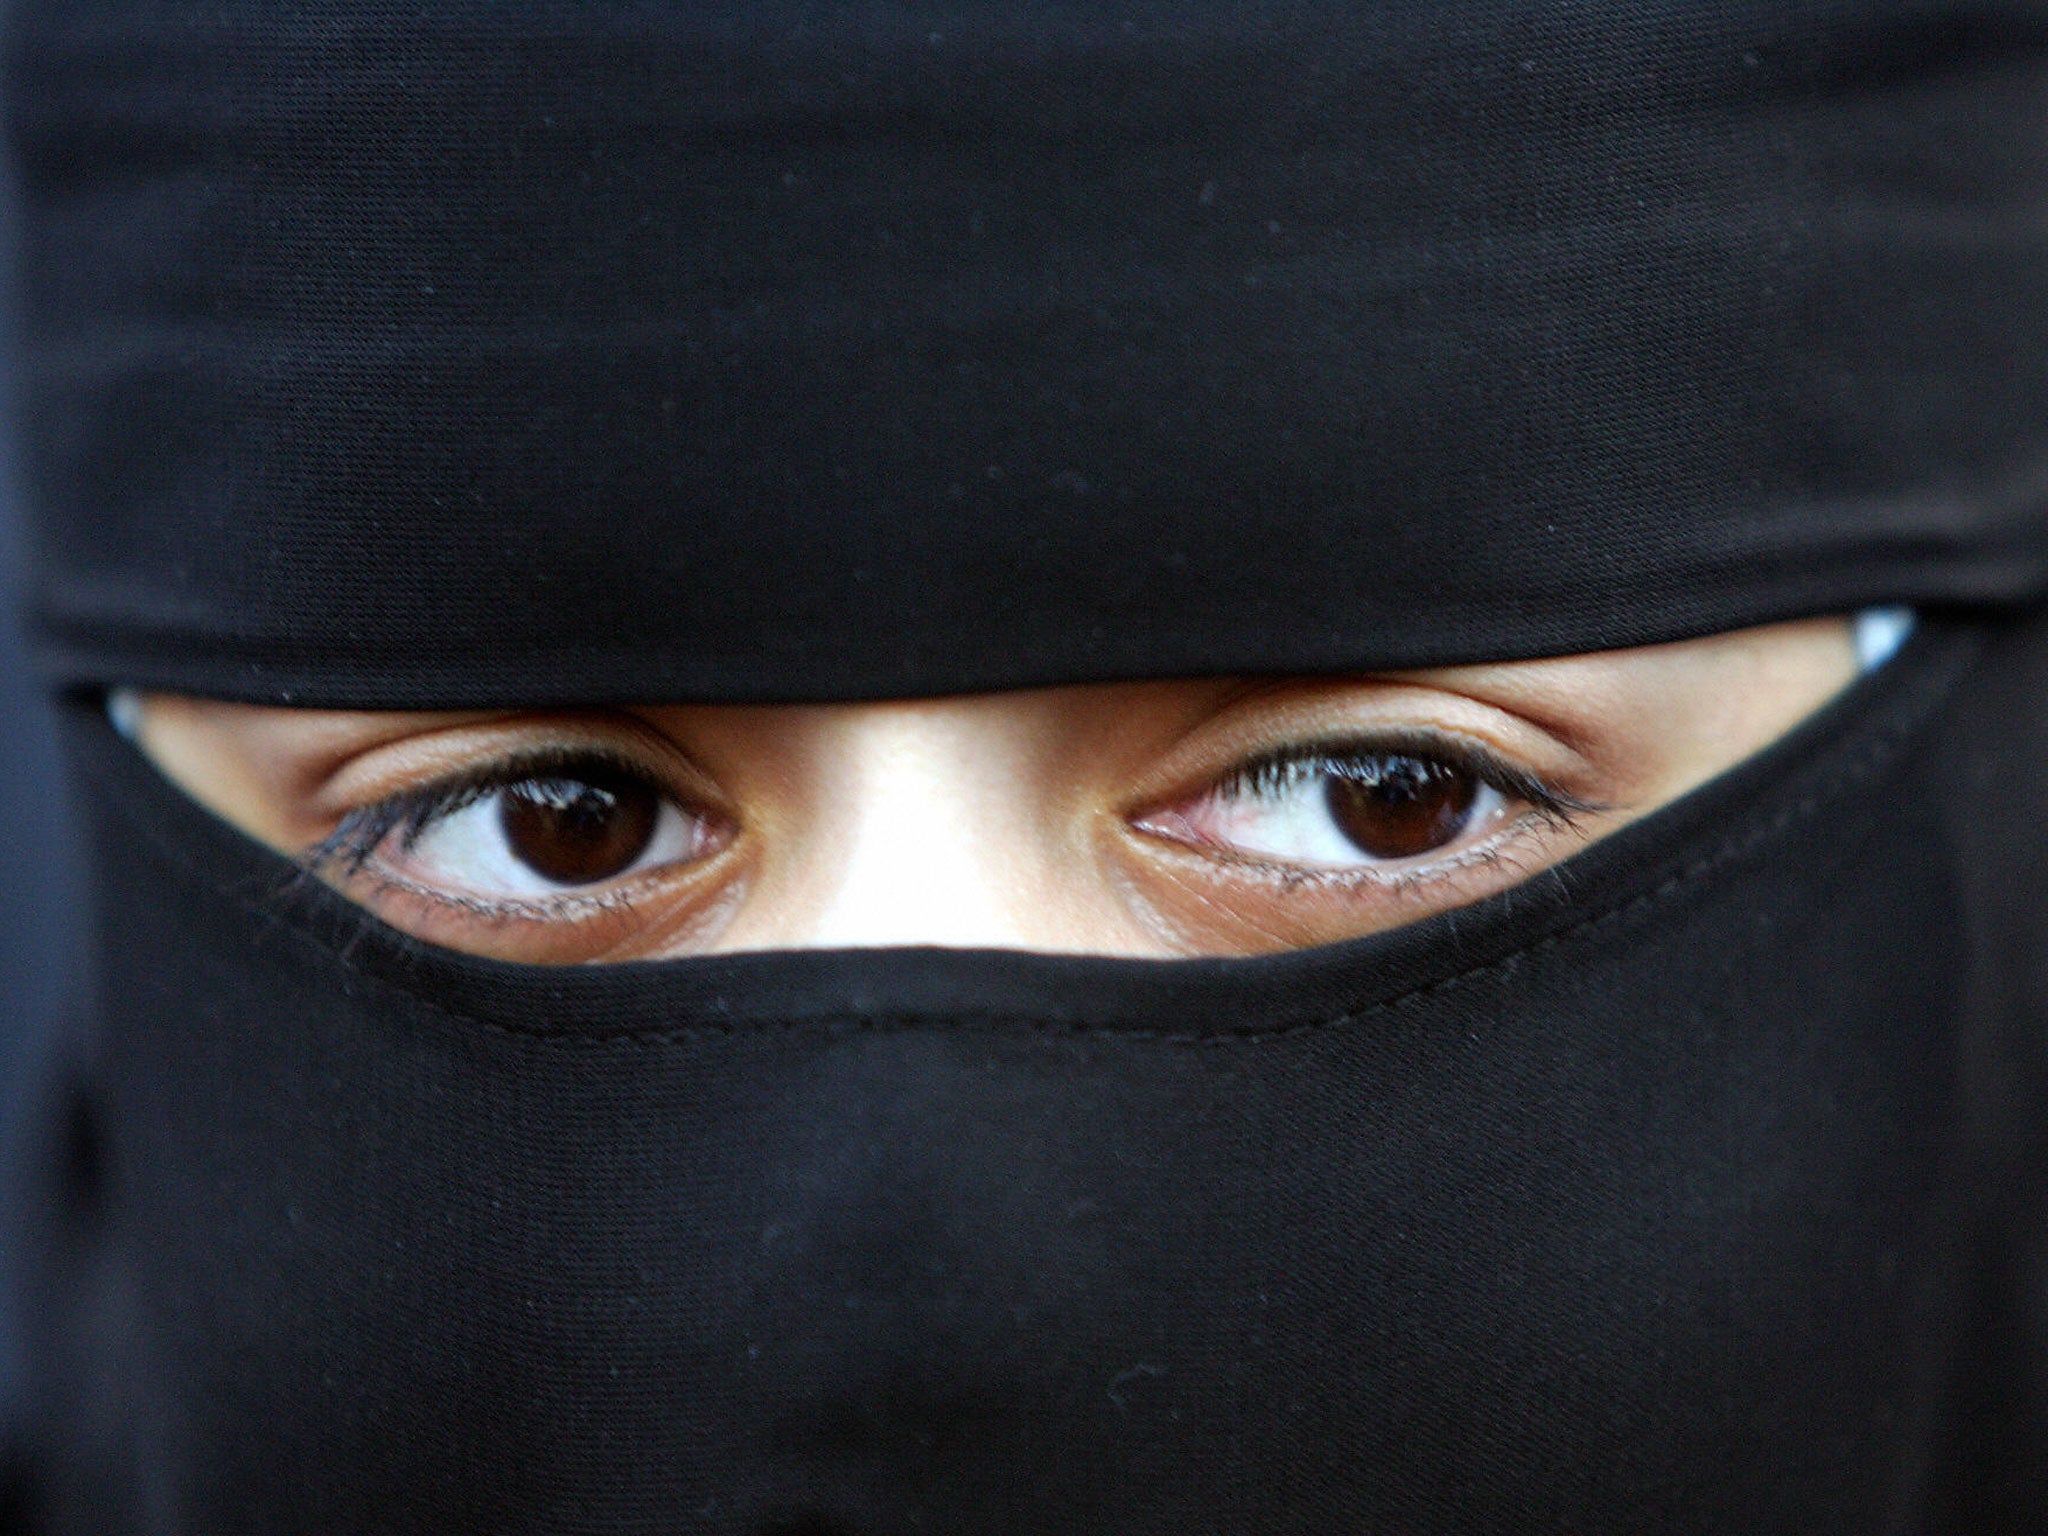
xmin=0 ymin=166 xmax=80 ymax=1518
xmin=13 ymin=2 xmax=2048 ymax=708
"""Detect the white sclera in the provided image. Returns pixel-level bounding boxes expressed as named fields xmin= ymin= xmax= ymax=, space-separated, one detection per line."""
xmin=1176 ymin=769 xmax=1507 ymax=868
xmin=403 ymin=788 xmax=700 ymax=897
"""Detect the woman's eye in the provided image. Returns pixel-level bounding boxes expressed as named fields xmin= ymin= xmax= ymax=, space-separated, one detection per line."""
xmin=369 ymin=766 xmax=717 ymax=900
xmin=1140 ymin=750 xmax=1518 ymax=870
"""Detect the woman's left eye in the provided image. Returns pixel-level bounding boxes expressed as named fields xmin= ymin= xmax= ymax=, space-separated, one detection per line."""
xmin=1137 ymin=748 xmax=1532 ymax=870
xmin=326 ymin=761 xmax=721 ymax=901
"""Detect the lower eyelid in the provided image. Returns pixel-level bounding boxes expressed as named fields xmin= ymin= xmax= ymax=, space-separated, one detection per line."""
xmin=1323 ymin=814 xmax=1558 ymax=889
xmin=1114 ymin=805 xmax=1586 ymax=957
xmin=336 ymin=855 xmax=650 ymax=925
xmin=328 ymin=839 xmax=754 ymax=963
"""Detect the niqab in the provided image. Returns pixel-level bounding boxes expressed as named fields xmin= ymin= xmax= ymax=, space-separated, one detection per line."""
xmin=5 ymin=3 xmax=2048 ymax=1531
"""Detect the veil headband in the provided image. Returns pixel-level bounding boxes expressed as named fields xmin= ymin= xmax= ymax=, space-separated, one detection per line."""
xmin=11 ymin=1 xmax=2048 ymax=705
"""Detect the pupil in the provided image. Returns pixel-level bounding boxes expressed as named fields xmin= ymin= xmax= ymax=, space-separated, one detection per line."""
xmin=498 ymin=772 xmax=660 ymax=886
xmin=1324 ymin=756 xmax=1478 ymax=861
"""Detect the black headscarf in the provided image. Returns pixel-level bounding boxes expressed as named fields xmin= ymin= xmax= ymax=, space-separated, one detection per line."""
xmin=5 ymin=2 xmax=2048 ymax=1531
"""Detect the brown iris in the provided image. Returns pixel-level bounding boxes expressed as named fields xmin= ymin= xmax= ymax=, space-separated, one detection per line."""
xmin=1325 ymin=756 xmax=1479 ymax=860
xmin=498 ymin=772 xmax=661 ymax=886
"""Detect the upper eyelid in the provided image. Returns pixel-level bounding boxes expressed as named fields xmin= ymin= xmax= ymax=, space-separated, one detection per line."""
xmin=307 ymin=708 xmax=716 ymax=814
xmin=1117 ymin=684 xmax=1607 ymax=810
xmin=312 ymin=724 xmax=1596 ymax=817
xmin=391 ymin=745 xmax=668 ymax=825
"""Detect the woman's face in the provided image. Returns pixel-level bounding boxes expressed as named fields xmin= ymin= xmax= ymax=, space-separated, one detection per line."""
xmin=127 ymin=617 xmax=1858 ymax=961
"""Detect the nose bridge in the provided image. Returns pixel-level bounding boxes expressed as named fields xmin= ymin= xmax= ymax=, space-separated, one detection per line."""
xmin=791 ymin=705 xmax=1046 ymax=949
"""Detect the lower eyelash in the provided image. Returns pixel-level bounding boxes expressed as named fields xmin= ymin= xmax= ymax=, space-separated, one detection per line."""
xmin=336 ymin=854 xmax=649 ymax=926
xmin=1189 ymin=806 xmax=1578 ymax=897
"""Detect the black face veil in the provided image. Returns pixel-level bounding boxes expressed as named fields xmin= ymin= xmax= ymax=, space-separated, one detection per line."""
xmin=6 ymin=2 xmax=2048 ymax=1532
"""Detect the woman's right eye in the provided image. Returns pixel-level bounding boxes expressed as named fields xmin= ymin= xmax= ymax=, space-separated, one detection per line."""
xmin=321 ymin=760 xmax=727 ymax=906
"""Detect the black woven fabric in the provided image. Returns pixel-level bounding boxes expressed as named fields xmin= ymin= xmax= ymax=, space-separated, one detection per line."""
xmin=8 ymin=620 xmax=2043 ymax=1534
xmin=8 ymin=1 xmax=2048 ymax=705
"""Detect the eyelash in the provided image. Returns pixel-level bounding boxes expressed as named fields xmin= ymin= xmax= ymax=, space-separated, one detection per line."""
xmin=303 ymin=745 xmax=678 ymax=902
xmin=1214 ymin=733 xmax=1594 ymax=825
xmin=300 ymin=733 xmax=1599 ymax=923
xmin=1167 ymin=733 xmax=1600 ymax=889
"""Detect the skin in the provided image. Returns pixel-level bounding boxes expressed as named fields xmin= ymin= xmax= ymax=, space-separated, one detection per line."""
xmin=129 ymin=617 xmax=1860 ymax=961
